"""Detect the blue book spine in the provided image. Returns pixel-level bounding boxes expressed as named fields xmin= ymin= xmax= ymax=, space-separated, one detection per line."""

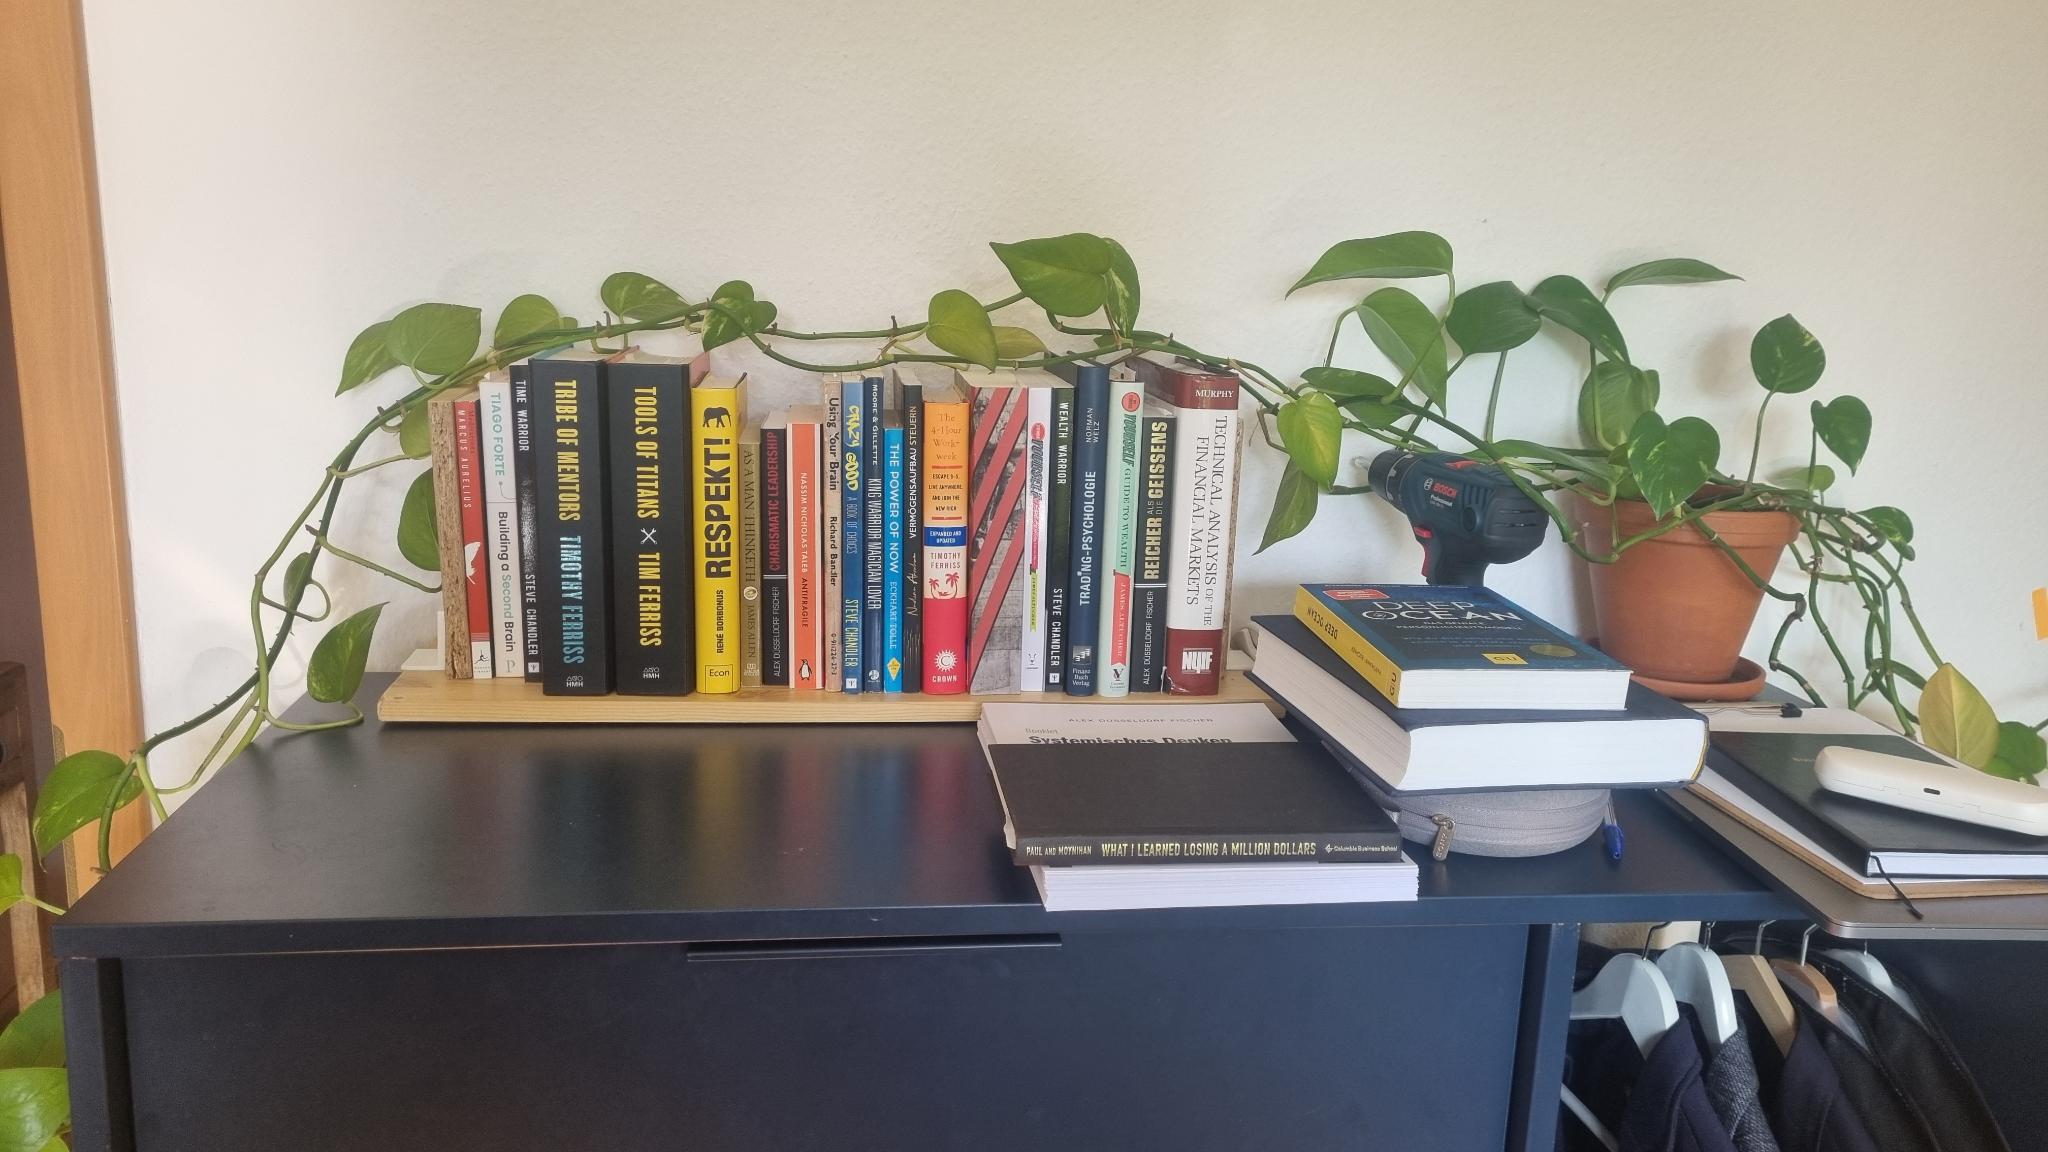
xmin=882 ymin=425 xmax=906 ymax=692
xmin=839 ymin=377 xmax=866 ymax=692
xmin=1065 ymin=364 xmax=1110 ymax=696
xmin=860 ymin=375 xmax=886 ymax=690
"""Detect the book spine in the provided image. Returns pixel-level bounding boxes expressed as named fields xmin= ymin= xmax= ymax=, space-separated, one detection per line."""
xmin=1292 ymin=586 xmax=1403 ymax=703
xmin=759 ymin=425 xmax=791 ymax=686
xmin=1143 ymin=368 xmax=1241 ymax=697
xmin=921 ymin=392 xmax=970 ymax=693
xmin=691 ymin=381 xmax=746 ymax=693
xmin=533 ymin=362 xmax=611 ymax=694
xmin=1132 ymin=411 xmax=1174 ymax=693
xmin=789 ymin=419 xmax=824 ymax=688
xmin=453 ymin=397 xmax=494 ymax=678
xmin=882 ymin=424 xmax=906 ymax=691
xmin=1015 ymin=831 xmax=1407 ymax=869
xmin=860 ymin=375 xmax=885 ymax=691
xmin=820 ymin=383 xmax=844 ymax=691
xmin=478 ymin=378 xmax=524 ymax=678
xmin=1095 ymin=377 xmax=1143 ymax=697
xmin=607 ymin=365 xmax=691 ymax=695
xmin=510 ymin=366 xmax=542 ymax=681
xmin=737 ymin=436 xmax=762 ymax=687
xmin=1019 ymin=387 xmax=1053 ymax=692
xmin=1044 ymin=388 xmax=1074 ymax=690
xmin=899 ymin=382 xmax=924 ymax=692
xmin=1065 ymin=368 xmax=1108 ymax=696
xmin=839 ymin=377 xmax=866 ymax=692
xmin=966 ymin=384 xmax=1031 ymax=694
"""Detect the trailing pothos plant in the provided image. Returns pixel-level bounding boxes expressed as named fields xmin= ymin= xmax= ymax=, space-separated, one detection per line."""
xmin=0 ymin=228 xmax=2037 ymax=1149
xmin=1251 ymin=230 xmax=2045 ymax=782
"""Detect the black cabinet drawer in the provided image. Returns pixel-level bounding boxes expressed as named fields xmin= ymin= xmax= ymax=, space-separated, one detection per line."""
xmin=116 ymin=923 xmax=1526 ymax=1151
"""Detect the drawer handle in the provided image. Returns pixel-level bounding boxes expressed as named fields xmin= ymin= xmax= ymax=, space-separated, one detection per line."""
xmin=685 ymin=933 xmax=1061 ymax=962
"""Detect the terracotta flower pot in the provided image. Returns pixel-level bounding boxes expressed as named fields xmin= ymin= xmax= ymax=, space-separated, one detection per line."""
xmin=1576 ymin=495 xmax=1800 ymax=689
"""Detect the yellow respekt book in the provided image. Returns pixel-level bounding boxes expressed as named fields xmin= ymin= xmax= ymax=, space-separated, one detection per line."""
xmin=1291 ymin=585 xmax=1405 ymax=702
xmin=692 ymin=374 xmax=750 ymax=693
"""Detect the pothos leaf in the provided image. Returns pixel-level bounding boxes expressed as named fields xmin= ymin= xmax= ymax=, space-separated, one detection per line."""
xmin=1287 ymin=231 xmax=1452 ymax=295
xmin=1578 ymin=362 xmax=1660 ymax=452
xmin=1444 ymin=281 xmax=1541 ymax=354
xmin=1258 ymin=461 xmax=1320 ymax=553
xmin=1356 ymin=287 xmax=1447 ymax=408
xmin=493 ymin=293 xmax=565 ymax=348
xmin=700 ymin=280 xmax=775 ymax=352
xmin=1276 ymin=393 xmax=1343 ymax=488
xmin=32 ymin=751 xmax=141 ymax=859
xmin=1603 ymin=258 xmax=1741 ymax=293
xmin=336 ymin=320 xmax=400 ymax=395
xmin=1811 ymin=396 xmax=1871 ymax=473
xmin=1625 ymin=412 xmax=1720 ymax=519
xmin=1302 ymin=366 xmax=1397 ymax=400
xmin=600 ymin=272 xmax=689 ymax=322
xmin=990 ymin=325 xmax=1047 ymax=361
xmin=1751 ymin=314 xmax=1826 ymax=394
xmin=307 ymin=603 xmax=386 ymax=705
xmin=1919 ymin=663 xmax=2001 ymax=770
xmin=924 ymin=290 xmax=998 ymax=370
xmin=0 ymin=1067 xmax=68 ymax=1152
xmin=1529 ymin=275 xmax=1628 ymax=363
xmin=1102 ymin=237 xmax=1140 ymax=335
xmin=0 ymin=992 xmax=63 ymax=1071
xmin=397 ymin=401 xmax=431 ymax=459
xmin=990 ymin=234 xmax=1111 ymax=317
xmin=384 ymin=303 xmax=481 ymax=376
xmin=1985 ymin=722 xmax=2048 ymax=781
xmin=397 ymin=470 xmax=440 ymax=571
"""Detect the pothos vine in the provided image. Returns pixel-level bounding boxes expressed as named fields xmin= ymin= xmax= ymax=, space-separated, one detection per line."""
xmin=23 ymin=229 xmax=2045 ymax=892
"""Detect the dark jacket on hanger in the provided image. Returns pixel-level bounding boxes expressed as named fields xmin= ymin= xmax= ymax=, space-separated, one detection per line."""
xmin=1683 ymin=1007 xmax=1781 ymax=1152
xmin=1787 ymin=993 xmax=1941 ymax=1152
xmin=1564 ymin=1014 xmax=1737 ymax=1152
xmin=1737 ymin=996 xmax=1878 ymax=1152
xmin=1812 ymin=957 xmax=2011 ymax=1152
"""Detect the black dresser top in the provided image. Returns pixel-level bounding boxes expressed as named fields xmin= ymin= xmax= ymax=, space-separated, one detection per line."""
xmin=56 ymin=676 xmax=1789 ymax=958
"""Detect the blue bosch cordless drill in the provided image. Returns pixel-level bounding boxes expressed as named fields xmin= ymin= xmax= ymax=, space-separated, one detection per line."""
xmin=1367 ymin=450 xmax=1548 ymax=585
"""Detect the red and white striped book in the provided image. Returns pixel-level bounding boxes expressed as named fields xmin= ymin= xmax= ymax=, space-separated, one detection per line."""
xmin=788 ymin=406 xmax=826 ymax=689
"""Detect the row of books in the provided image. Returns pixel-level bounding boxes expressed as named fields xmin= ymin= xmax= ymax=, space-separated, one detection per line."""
xmin=424 ymin=348 xmax=1245 ymax=697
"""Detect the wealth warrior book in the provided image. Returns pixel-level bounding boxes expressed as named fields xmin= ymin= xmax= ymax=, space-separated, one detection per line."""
xmin=788 ymin=407 xmax=826 ymax=689
xmin=1044 ymin=385 xmax=1075 ymax=689
xmin=839 ymin=375 xmax=867 ymax=692
xmin=758 ymin=415 xmax=792 ymax=686
xmin=690 ymin=374 xmax=749 ymax=694
xmin=452 ymin=393 xmax=494 ymax=678
xmin=882 ymin=420 xmax=906 ymax=691
xmin=1132 ymin=354 xmax=1242 ymax=696
xmin=737 ymin=425 xmax=763 ymax=687
xmin=1131 ymin=403 xmax=1176 ymax=693
xmin=605 ymin=353 xmax=696 ymax=695
xmin=530 ymin=350 xmax=615 ymax=695
xmin=920 ymin=377 xmax=971 ymax=693
xmin=819 ymin=379 xmax=845 ymax=691
xmin=1051 ymin=361 xmax=1109 ymax=696
xmin=477 ymin=372 xmax=524 ymax=679
xmin=1094 ymin=370 xmax=1144 ymax=698
xmin=509 ymin=364 xmax=542 ymax=681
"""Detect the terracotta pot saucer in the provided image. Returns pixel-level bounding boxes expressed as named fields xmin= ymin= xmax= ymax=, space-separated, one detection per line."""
xmin=1628 ymin=657 xmax=1768 ymax=703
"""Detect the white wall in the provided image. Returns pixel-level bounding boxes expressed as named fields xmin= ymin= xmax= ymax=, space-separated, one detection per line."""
xmin=81 ymin=0 xmax=2048 ymax=800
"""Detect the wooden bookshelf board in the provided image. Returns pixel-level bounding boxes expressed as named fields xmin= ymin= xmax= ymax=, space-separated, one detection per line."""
xmin=377 ymin=669 xmax=1276 ymax=724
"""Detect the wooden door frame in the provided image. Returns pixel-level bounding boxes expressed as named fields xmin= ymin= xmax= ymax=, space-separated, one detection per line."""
xmin=0 ymin=0 xmax=150 ymax=898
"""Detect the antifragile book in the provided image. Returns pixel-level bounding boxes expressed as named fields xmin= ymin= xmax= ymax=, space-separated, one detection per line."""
xmin=691 ymin=374 xmax=749 ymax=693
xmin=605 ymin=352 xmax=699 ymax=695
xmin=1132 ymin=354 xmax=1242 ymax=696
xmin=530 ymin=350 xmax=615 ymax=695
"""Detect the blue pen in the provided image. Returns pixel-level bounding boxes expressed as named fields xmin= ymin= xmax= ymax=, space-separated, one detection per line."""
xmin=1602 ymin=796 xmax=1625 ymax=861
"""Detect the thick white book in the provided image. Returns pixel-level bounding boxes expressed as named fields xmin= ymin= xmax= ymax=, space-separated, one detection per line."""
xmin=476 ymin=374 xmax=524 ymax=678
xmin=978 ymin=700 xmax=1292 ymax=750
xmin=1019 ymin=386 xmax=1054 ymax=691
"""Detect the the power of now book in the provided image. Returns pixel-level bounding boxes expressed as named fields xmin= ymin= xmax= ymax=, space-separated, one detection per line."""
xmin=1293 ymin=584 xmax=1630 ymax=710
xmin=1250 ymin=614 xmax=1705 ymax=795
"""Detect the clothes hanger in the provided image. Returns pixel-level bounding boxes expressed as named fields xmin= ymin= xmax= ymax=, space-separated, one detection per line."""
xmin=1819 ymin=945 xmax=1922 ymax=1022
xmin=1771 ymin=925 xmax=1843 ymax=1026
xmin=1571 ymin=949 xmax=1680 ymax=1056
xmin=1656 ymin=941 xmax=1738 ymax=1053
xmin=1720 ymin=920 xmax=1797 ymax=1056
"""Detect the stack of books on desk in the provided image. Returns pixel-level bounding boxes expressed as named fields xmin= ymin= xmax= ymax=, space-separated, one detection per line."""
xmin=1692 ymin=709 xmax=2048 ymax=900
xmin=978 ymin=702 xmax=1418 ymax=911
xmin=1247 ymin=584 xmax=1707 ymax=795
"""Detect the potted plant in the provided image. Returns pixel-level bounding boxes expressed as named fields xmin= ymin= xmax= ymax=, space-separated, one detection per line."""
xmin=1253 ymin=231 xmax=2043 ymax=779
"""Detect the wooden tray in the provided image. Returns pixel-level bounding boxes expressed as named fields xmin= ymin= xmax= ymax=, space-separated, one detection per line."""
xmin=376 ymin=669 xmax=1276 ymax=724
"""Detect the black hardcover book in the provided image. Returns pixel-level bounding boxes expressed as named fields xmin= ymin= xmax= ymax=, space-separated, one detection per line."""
xmin=1044 ymin=386 xmax=1075 ymax=689
xmin=509 ymin=363 xmax=542 ymax=682
xmin=988 ymin=742 xmax=1404 ymax=867
xmin=860 ymin=374 xmax=886 ymax=690
xmin=531 ymin=354 xmax=613 ymax=695
xmin=1709 ymin=730 xmax=2048 ymax=877
xmin=759 ymin=418 xmax=791 ymax=686
xmin=898 ymin=374 xmax=924 ymax=692
xmin=605 ymin=359 xmax=693 ymax=695
xmin=1131 ymin=406 xmax=1174 ymax=692
xmin=1050 ymin=361 xmax=1108 ymax=696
